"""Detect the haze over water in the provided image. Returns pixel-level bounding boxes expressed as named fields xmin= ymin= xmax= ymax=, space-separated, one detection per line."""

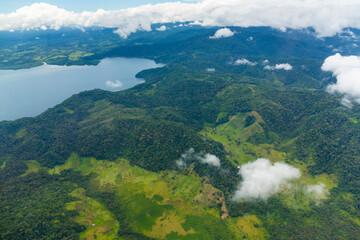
xmin=0 ymin=57 xmax=163 ymax=121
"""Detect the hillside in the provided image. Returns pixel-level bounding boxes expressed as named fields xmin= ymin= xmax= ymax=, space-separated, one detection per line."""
xmin=1 ymin=27 xmax=360 ymax=239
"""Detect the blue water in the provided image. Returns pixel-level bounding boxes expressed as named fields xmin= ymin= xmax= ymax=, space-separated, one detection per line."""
xmin=0 ymin=58 xmax=163 ymax=121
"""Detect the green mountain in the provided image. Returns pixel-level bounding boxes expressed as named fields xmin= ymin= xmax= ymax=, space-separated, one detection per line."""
xmin=1 ymin=27 xmax=360 ymax=239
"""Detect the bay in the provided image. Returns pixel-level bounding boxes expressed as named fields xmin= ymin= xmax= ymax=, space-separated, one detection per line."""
xmin=0 ymin=58 xmax=163 ymax=121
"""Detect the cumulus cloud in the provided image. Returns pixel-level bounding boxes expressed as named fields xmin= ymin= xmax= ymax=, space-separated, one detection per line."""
xmin=200 ymin=153 xmax=221 ymax=167
xmin=275 ymin=63 xmax=293 ymax=70
xmin=176 ymin=148 xmax=221 ymax=168
xmin=233 ymin=158 xmax=301 ymax=201
xmin=105 ymin=80 xmax=123 ymax=88
xmin=209 ymin=28 xmax=235 ymax=39
xmin=156 ymin=25 xmax=167 ymax=31
xmin=234 ymin=58 xmax=257 ymax=66
xmin=3 ymin=1 xmax=360 ymax=37
xmin=322 ymin=53 xmax=360 ymax=106
xmin=263 ymin=65 xmax=272 ymax=70
xmin=264 ymin=63 xmax=293 ymax=70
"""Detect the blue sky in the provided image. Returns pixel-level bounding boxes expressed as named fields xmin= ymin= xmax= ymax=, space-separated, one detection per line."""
xmin=0 ymin=0 xmax=183 ymax=13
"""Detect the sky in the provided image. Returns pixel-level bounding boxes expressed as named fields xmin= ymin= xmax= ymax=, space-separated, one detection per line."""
xmin=0 ymin=0 xmax=184 ymax=13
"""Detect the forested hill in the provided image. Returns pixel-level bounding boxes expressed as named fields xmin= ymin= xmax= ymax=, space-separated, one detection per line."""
xmin=1 ymin=26 xmax=360 ymax=239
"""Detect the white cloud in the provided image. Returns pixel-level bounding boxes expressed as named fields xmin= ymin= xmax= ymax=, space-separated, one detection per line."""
xmin=264 ymin=65 xmax=272 ymax=70
xmin=105 ymin=80 xmax=123 ymax=88
xmin=156 ymin=25 xmax=167 ymax=31
xmin=275 ymin=63 xmax=293 ymax=70
xmin=234 ymin=58 xmax=257 ymax=66
xmin=307 ymin=182 xmax=327 ymax=198
xmin=209 ymin=28 xmax=235 ymax=39
xmin=322 ymin=53 xmax=360 ymax=106
xmin=233 ymin=158 xmax=301 ymax=201
xmin=206 ymin=68 xmax=215 ymax=72
xmin=175 ymin=148 xmax=221 ymax=168
xmin=2 ymin=1 xmax=360 ymax=37
xmin=264 ymin=63 xmax=292 ymax=70
xmin=190 ymin=21 xmax=202 ymax=25
xmin=199 ymin=153 xmax=221 ymax=167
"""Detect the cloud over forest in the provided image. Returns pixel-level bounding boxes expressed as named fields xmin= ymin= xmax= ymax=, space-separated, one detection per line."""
xmin=322 ymin=53 xmax=360 ymax=107
xmin=233 ymin=158 xmax=301 ymax=201
xmin=264 ymin=63 xmax=293 ymax=71
xmin=209 ymin=28 xmax=235 ymax=39
xmin=176 ymin=148 xmax=221 ymax=168
xmin=234 ymin=58 xmax=257 ymax=66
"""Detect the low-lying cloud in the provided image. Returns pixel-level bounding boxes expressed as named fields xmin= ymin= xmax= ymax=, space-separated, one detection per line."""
xmin=176 ymin=148 xmax=221 ymax=168
xmin=156 ymin=25 xmax=167 ymax=31
xmin=209 ymin=28 xmax=235 ymax=39
xmin=233 ymin=158 xmax=301 ymax=201
xmin=307 ymin=182 xmax=327 ymax=198
xmin=234 ymin=58 xmax=257 ymax=66
xmin=2 ymin=1 xmax=360 ymax=37
xmin=176 ymin=151 xmax=328 ymax=202
xmin=200 ymin=153 xmax=221 ymax=167
xmin=264 ymin=63 xmax=293 ymax=71
xmin=322 ymin=53 xmax=360 ymax=107
xmin=105 ymin=80 xmax=123 ymax=88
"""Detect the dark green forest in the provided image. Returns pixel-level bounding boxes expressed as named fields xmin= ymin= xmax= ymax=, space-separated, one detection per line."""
xmin=1 ymin=26 xmax=360 ymax=239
